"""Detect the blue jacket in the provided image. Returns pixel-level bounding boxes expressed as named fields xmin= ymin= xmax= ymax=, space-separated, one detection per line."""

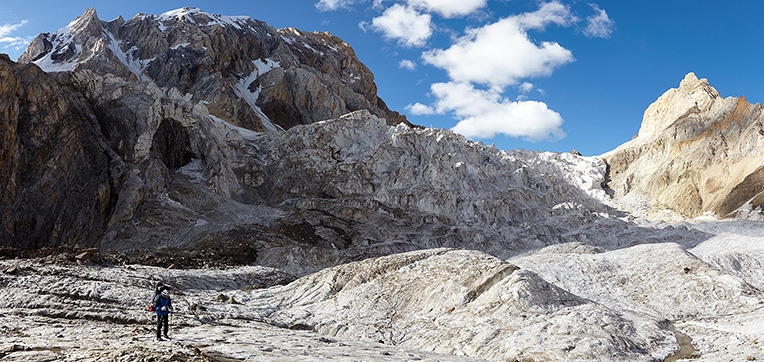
xmin=155 ymin=295 xmax=173 ymax=316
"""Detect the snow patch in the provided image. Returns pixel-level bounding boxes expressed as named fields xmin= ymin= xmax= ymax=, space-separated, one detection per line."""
xmin=209 ymin=115 xmax=262 ymax=141
xmin=205 ymin=13 xmax=249 ymax=30
xmin=230 ymin=59 xmax=284 ymax=132
xmin=32 ymin=25 xmax=80 ymax=72
xmin=170 ymin=42 xmax=190 ymax=50
xmin=301 ymin=42 xmax=323 ymax=55
xmin=105 ymin=30 xmax=154 ymax=81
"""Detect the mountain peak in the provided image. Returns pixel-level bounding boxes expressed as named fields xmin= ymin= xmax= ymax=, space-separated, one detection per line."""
xmin=637 ymin=72 xmax=721 ymax=137
xmin=680 ymin=72 xmax=699 ymax=86
xmin=68 ymin=7 xmax=102 ymax=37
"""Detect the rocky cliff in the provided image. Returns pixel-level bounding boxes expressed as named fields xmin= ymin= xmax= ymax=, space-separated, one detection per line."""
xmin=0 ymin=54 xmax=127 ymax=249
xmin=18 ymin=7 xmax=410 ymax=131
xmin=604 ymin=73 xmax=764 ymax=219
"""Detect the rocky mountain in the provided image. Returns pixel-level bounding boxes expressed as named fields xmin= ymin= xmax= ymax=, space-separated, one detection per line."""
xmin=5 ymin=6 xmax=764 ymax=362
xmin=18 ymin=7 xmax=410 ymax=131
xmin=605 ymin=73 xmax=764 ymax=220
xmin=3 ymin=8 xmax=707 ymax=271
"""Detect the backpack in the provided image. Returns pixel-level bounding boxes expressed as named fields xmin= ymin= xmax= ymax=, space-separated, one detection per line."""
xmin=147 ymin=283 xmax=165 ymax=312
xmin=147 ymin=293 xmax=160 ymax=312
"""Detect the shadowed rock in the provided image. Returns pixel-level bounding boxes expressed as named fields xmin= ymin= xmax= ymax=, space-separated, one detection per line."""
xmin=0 ymin=54 xmax=126 ymax=248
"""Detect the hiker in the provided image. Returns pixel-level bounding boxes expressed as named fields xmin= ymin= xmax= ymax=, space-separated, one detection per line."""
xmin=154 ymin=286 xmax=174 ymax=340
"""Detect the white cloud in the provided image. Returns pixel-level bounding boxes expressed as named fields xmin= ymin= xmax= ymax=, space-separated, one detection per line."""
xmin=399 ymin=59 xmax=417 ymax=70
xmin=371 ymin=4 xmax=432 ymax=47
xmin=519 ymin=82 xmax=534 ymax=93
xmin=315 ymin=0 xmax=356 ymax=11
xmin=407 ymin=0 xmax=488 ymax=18
xmin=406 ymin=102 xmax=435 ymax=115
xmin=431 ymin=82 xmax=565 ymax=140
xmin=0 ymin=20 xmax=31 ymax=51
xmin=515 ymin=1 xmax=577 ymax=30
xmin=422 ymin=1 xmax=575 ymax=88
xmin=0 ymin=20 xmax=27 ymax=37
xmin=584 ymin=4 xmax=614 ymax=38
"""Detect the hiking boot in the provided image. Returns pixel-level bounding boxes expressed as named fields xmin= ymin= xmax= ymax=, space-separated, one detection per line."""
xmin=163 ymin=335 xmax=172 ymax=340
xmin=157 ymin=336 xmax=164 ymax=341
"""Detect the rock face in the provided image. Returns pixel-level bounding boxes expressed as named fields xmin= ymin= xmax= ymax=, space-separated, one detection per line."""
xmin=604 ymin=73 xmax=764 ymax=219
xmin=2 ymin=47 xmax=705 ymax=273
xmin=18 ymin=7 xmax=410 ymax=131
xmin=0 ymin=54 xmax=126 ymax=248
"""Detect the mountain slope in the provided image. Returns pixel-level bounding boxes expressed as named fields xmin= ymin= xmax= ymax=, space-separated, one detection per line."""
xmin=18 ymin=7 xmax=410 ymax=131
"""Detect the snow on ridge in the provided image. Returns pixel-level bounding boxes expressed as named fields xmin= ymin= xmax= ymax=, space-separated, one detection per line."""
xmin=158 ymin=7 xmax=202 ymax=23
xmin=231 ymin=59 xmax=284 ymax=133
xmin=104 ymin=30 xmax=154 ymax=81
xmin=32 ymin=25 xmax=80 ymax=72
xmin=155 ymin=7 xmax=250 ymax=30
xmin=206 ymin=13 xmax=249 ymax=30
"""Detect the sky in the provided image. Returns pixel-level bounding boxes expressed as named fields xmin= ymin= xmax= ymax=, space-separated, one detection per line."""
xmin=2 ymin=1 xmax=764 ymax=156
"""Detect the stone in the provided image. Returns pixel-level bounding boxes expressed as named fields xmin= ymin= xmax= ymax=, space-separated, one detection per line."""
xmin=2 ymin=265 xmax=18 ymax=275
xmin=76 ymin=248 xmax=99 ymax=261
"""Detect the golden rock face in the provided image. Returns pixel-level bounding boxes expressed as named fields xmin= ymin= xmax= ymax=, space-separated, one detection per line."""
xmin=605 ymin=73 xmax=764 ymax=219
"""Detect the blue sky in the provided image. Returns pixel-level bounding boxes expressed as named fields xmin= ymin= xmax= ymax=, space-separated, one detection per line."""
xmin=2 ymin=1 xmax=764 ymax=156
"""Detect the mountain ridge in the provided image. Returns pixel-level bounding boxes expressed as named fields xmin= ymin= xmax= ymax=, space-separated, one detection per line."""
xmin=19 ymin=7 xmax=411 ymax=132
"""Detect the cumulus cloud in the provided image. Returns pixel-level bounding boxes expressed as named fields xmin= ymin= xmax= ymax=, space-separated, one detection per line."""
xmin=407 ymin=0 xmax=488 ymax=18
xmin=422 ymin=1 xmax=575 ymax=88
xmin=406 ymin=102 xmax=436 ymax=115
xmin=431 ymin=82 xmax=564 ymax=140
xmin=399 ymin=59 xmax=417 ymax=70
xmin=315 ymin=0 xmax=357 ymax=11
xmin=0 ymin=20 xmax=31 ymax=51
xmin=371 ymin=4 xmax=432 ymax=47
xmin=583 ymin=4 xmax=614 ymax=38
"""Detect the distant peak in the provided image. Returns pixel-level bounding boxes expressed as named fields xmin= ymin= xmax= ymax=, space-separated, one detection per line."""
xmin=82 ymin=8 xmax=98 ymax=17
xmin=160 ymin=7 xmax=204 ymax=18
xmin=678 ymin=72 xmax=711 ymax=90
xmin=67 ymin=7 xmax=102 ymax=36
xmin=635 ymin=72 xmax=724 ymax=138
xmin=71 ymin=7 xmax=100 ymax=25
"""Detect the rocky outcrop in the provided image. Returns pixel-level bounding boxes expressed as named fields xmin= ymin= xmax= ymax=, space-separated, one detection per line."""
xmin=604 ymin=73 xmax=764 ymax=219
xmin=18 ymin=7 xmax=411 ymax=132
xmin=0 ymin=54 xmax=126 ymax=248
